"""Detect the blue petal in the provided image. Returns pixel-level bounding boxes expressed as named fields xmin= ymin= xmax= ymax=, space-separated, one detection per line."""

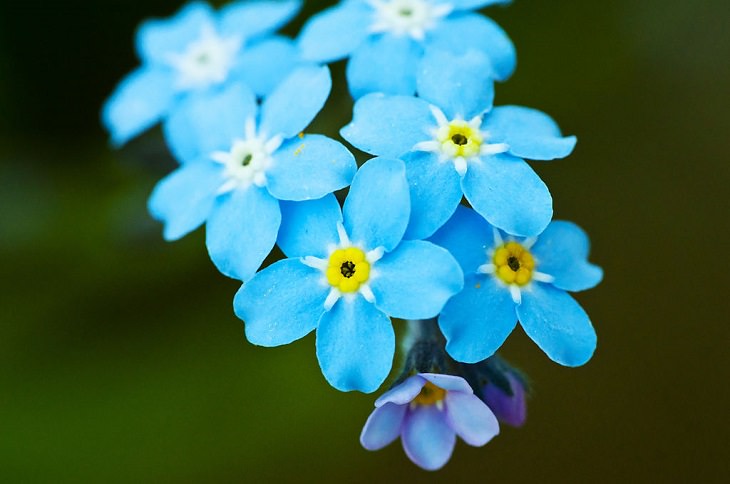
xmin=420 ymin=373 xmax=473 ymax=394
xmin=428 ymin=205 xmax=494 ymax=275
xmin=402 ymin=405 xmax=456 ymax=471
xmin=427 ymin=13 xmax=516 ymax=81
xmin=163 ymin=83 xmax=257 ymax=164
xmin=450 ymin=0 xmax=512 ymax=9
xmin=344 ymin=157 xmax=409 ymax=252
xmin=218 ymin=0 xmax=301 ymax=40
xmin=147 ymin=162 xmax=224 ymax=241
xmin=234 ymin=259 xmax=327 ymax=346
xmin=371 ymin=241 xmax=463 ymax=320
xmin=341 ymin=93 xmax=433 ymax=158
xmin=297 ymin=1 xmax=372 ymax=62
xmin=229 ymin=36 xmax=302 ymax=98
xmin=360 ymin=403 xmax=407 ymax=451
xmin=316 ymin=295 xmax=395 ymax=393
xmin=205 ymin=187 xmax=281 ymax=281
xmin=461 ymin=153 xmax=552 ymax=237
xmin=517 ymin=284 xmax=597 ymax=367
xmin=278 ymin=194 xmax=343 ymax=259
xmin=375 ymin=375 xmax=426 ymax=407
xmin=483 ymin=106 xmax=577 ymax=160
xmin=259 ymin=65 xmax=332 ymax=139
xmin=445 ymin=391 xmax=499 ymax=446
xmin=417 ymin=48 xmax=494 ymax=119
xmin=439 ymin=275 xmax=516 ymax=363
xmin=347 ymin=34 xmax=422 ymax=99
xmin=136 ymin=2 xmax=214 ymax=65
xmin=267 ymin=135 xmax=357 ymax=201
xmin=401 ymin=151 xmax=463 ymax=240
xmin=102 ymin=67 xmax=176 ymax=146
xmin=531 ymin=221 xmax=603 ymax=292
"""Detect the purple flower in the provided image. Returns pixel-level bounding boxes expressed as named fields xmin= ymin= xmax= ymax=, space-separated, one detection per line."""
xmin=482 ymin=371 xmax=527 ymax=428
xmin=360 ymin=373 xmax=499 ymax=470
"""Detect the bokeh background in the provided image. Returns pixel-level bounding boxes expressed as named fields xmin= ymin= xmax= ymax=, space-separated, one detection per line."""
xmin=1 ymin=0 xmax=729 ymax=481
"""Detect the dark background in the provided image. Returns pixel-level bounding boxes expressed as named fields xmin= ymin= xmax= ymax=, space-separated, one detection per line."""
xmin=1 ymin=0 xmax=729 ymax=481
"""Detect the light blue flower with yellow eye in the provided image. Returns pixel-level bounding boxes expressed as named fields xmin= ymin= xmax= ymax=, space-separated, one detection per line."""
xmin=429 ymin=206 xmax=603 ymax=367
xmin=341 ymin=48 xmax=576 ymax=239
xmin=103 ymin=0 xmax=303 ymax=146
xmin=234 ymin=158 xmax=464 ymax=393
xmin=148 ymin=65 xmax=357 ymax=282
xmin=297 ymin=0 xmax=515 ymax=98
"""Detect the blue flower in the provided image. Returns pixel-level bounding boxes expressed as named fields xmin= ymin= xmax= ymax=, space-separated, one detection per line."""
xmin=341 ymin=49 xmax=576 ymax=239
xmin=103 ymin=0 xmax=303 ymax=146
xmin=234 ymin=158 xmax=464 ymax=393
xmin=429 ymin=206 xmax=603 ymax=366
xmin=148 ymin=65 xmax=357 ymax=282
xmin=297 ymin=0 xmax=515 ymax=98
xmin=360 ymin=373 xmax=499 ymax=470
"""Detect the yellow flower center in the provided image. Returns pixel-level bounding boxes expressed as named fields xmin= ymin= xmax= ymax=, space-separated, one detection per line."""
xmin=493 ymin=241 xmax=535 ymax=286
xmin=326 ymin=247 xmax=371 ymax=293
xmin=413 ymin=381 xmax=447 ymax=406
xmin=437 ymin=120 xmax=483 ymax=158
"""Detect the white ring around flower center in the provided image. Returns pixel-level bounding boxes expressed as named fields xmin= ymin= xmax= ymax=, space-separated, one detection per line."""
xmin=166 ymin=23 xmax=242 ymax=90
xmin=367 ymin=0 xmax=453 ymax=40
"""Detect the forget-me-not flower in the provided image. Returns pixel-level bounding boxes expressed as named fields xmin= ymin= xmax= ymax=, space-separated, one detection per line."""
xmin=429 ymin=206 xmax=603 ymax=366
xmin=148 ymin=65 xmax=357 ymax=282
xmin=482 ymin=370 xmax=527 ymax=427
xmin=342 ymin=48 xmax=576 ymax=239
xmin=103 ymin=0 xmax=303 ymax=145
xmin=234 ymin=158 xmax=464 ymax=393
xmin=360 ymin=373 xmax=499 ymax=470
xmin=297 ymin=0 xmax=515 ymax=98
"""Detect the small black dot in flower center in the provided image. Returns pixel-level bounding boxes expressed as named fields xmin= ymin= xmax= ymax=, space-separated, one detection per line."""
xmin=340 ymin=261 xmax=356 ymax=278
xmin=507 ymin=256 xmax=521 ymax=272
xmin=451 ymin=133 xmax=468 ymax=146
xmin=241 ymin=154 xmax=253 ymax=167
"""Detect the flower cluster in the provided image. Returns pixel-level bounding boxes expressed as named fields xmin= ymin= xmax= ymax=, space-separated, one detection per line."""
xmin=105 ymin=0 xmax=602 ymax=472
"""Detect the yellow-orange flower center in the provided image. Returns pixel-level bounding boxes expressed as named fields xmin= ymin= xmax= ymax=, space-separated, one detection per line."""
xmin=436 ymin=120 xmax=483 ymax=158
xmin=326 ymin=247 xmax=370 ymax=293
xmin=412 ymin=381 xmax=447 ymax=406
xmin=493 ymin=241 xmax=535 ymax=286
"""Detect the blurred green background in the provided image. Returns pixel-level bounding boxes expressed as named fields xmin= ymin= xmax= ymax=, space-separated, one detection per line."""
xmin=1 ymin=0 xmax=729 ymax=481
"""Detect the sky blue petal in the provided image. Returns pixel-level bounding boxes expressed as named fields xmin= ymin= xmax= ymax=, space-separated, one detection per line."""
xmin=483 ymin=106 xmax=577 ymax=160
xmin=229 ymin=36 xmax=302 ymax=98
xmin=439 ymin=275 xmax=516 ymax=363
xmin=267 ymin=135 xmax=357 ymax=201
xmin=531 ymin=221 xmax=603 ymax=292
xmin=218 ymin=0 xmax=301 ymax=40
xmin=427 ymin=13 xmax=516 ymax=81
xmin=278 ymin=194 xmax=343 ymax=259
xmin=445 ymin=391 xmax=499 ymax=446
xmin=428 ymin=205 xmax=493 ymax=275
xmin=420 ymin=373 xmax=473 ymax=394
xmin=234 ymin=258 xmax=327 ymax=347
xmin=163 ymin=83 xmax=257 ymax=164
xmin=341 ymin=94 xmax=432 ymax=158
xmin=360 ymin=403 xmax=407 ymax=451
xmin=417 ymin=48 xmax=494 ymax=119
xmin=259 ymin=65 xmax=331 ymax=139
xmin=517 ymin=284 xmax=597 ymax=367
xmin=205 ymin=186 xmax=281 ymax=281
xmin=450 ymin=0 xmax=512 ymax=9
xmin=371 ymin=241 xmax=463 ymax=320
xmin=347 ymin=34 xmax=422 ymax=99
xmin=344 ymin=157 xmax=409 ymax=252
xmin=135 ymin=2 xmax=214 ymax=65
xmin=375 ymin=375 xmax=426 ymax=407
xmin=461 ymin=153 xmax=552 ymax=237
xmin=102 ymin=67 xmax=176 ymax=146
xmin=402 ymin=405 xmax=456 ymax=471
xmin=316 ymin=295 xmax=395 ymax=393
xmin=297 ymin=1 xmax=372 ymax=62
xmin=147 ymin=162 xmax=224 ymax=241
xmin=401 ymin=151 xmax=463 ymax=240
